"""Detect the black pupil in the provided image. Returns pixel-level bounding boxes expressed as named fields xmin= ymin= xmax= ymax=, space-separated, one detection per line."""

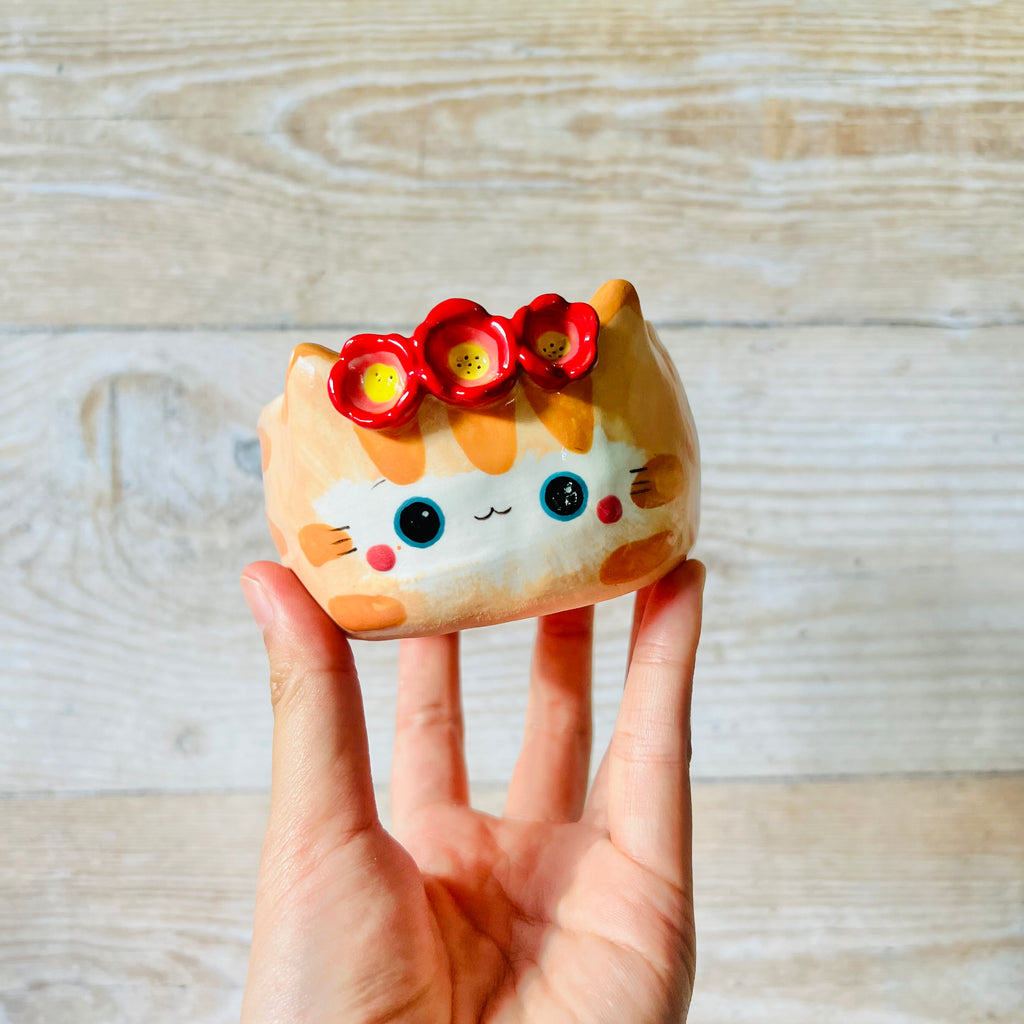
xmin=544 ymin=476 xmax=584 ymax=517
xmin=399 ymin=502 xmax=441 ymax=544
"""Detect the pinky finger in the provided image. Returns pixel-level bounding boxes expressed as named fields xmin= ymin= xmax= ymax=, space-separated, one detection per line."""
xmin=605 ymin=560 xmax=705 ymax=888
xmin=584 ymin=581 xmax=657 ymax=829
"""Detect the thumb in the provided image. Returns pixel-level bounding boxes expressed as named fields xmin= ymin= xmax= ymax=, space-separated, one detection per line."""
xmin=241 ymin=561 xmax=378 ymax=847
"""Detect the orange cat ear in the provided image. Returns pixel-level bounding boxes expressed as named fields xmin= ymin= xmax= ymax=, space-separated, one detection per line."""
xmin=281 ymin=343 xmax=337 ymax=424
xmin=589 ymin=279 xmax=643 ymax=326
xmin=287 ymin=342 xmax=336 ymax=380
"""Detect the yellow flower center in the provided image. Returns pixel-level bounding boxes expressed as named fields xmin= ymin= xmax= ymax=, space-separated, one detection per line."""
xmin=362 ymin=362 xmax=401 ymax=404
xmin=448 ymin=342 xmax=490 ymax=381
xmin=535 ymin=331 xmax=570 ymax=360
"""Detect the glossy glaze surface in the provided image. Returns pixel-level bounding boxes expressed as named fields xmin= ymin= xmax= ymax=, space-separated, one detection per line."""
xmin=259 ymin=280 xmax=700 ymax=638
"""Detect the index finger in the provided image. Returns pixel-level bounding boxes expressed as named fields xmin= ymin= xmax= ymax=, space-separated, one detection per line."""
xmin=241 ymin=562 xmax=378 ymax=850
xmin=606 ymin=559 xmax=705 ymax=889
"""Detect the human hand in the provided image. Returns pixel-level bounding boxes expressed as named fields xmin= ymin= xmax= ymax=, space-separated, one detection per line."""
xmin=239 ymin=558 xmax=705 ymax=1024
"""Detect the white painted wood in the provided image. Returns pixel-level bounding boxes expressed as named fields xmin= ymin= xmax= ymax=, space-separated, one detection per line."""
xmin=1 ymin=780 xmax=1020 ymax=1023
xmin=2 ymin=326 xmax=1021 ymax=792
xmin=1 ymin=0 xmax=1022 ymax=326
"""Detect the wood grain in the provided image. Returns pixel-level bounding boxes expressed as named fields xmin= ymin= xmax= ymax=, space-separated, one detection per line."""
xmin=2 ymin=325 xmax=1021 ymax=792
xmin=4 ymin=4 xmax=1021 ymax=1019
xmin=2 ymin=0 xmax=1023 ymax=327
xmin=1 ymin=778 xmax=1020 ymax=1023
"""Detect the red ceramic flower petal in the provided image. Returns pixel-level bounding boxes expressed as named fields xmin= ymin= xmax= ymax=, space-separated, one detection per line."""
xmin=513 ymin=293 xmax=599 ymax=390
xmin=328 ymin=333 xmax=422 ymax=429
xmin=412 ymin=298 xmax=519 ymax=407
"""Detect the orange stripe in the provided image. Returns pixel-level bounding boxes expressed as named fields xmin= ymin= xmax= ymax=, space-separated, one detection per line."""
xmin=355 ymin=420 xmax=426 ymax=485
xmin=447 ymin=400 xmax=517 ymax=475
xmin=522 ymin=376 xmax=594 ymax=454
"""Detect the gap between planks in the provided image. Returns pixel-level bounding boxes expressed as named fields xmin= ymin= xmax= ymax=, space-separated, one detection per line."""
xmin=2 ymin=778 xmax=1021 ymax=1024
xmin=2 ymin=769 xmax=1023 ymax=803
xmin=3 ymin=315 xmax=1024 ymax=335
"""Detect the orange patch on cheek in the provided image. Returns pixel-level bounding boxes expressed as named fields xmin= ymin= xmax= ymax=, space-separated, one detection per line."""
xmin=257 ymin=427 xmax=271 ymax=472
xmin=328 ymin=594 xmax=407 ymax=633
xmin=268 ymin=520 xmax=288 ymax=558
xmin=599 ymin=530 xmax=675 ymax=585
xmin=299 ymin=523 xmax=355 ymax=567
xmin=631 ymin=453 xmax=684 ymax=509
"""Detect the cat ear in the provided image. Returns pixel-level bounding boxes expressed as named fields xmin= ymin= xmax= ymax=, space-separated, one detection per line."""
xmin=589 ymin=279 xmax=644 ymax=327
xmin=280 ymin=341 xmax=428 ymax=486
xmin=280 ymin=343 xmax=337 ymax=424
xmin=287 ymin=342 xmax=336 ymax=386
xmin=589 ymin=280 xmax=683 ymax=456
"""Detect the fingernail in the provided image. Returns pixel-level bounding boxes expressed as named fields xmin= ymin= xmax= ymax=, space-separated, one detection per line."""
xmin=241 ymin=575 xmax=275 ymax=630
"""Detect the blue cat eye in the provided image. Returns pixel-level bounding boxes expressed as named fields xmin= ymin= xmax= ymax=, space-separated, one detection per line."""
xmin=540 ymin=472 xmax=588 ymax=521
xmin=394 ymin=497 xmax=445 ymax=548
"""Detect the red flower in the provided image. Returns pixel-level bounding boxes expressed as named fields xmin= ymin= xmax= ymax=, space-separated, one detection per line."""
xmin=411 ymin=298 xmax=519 ymax=407
xmin=513 ymin=293 xmax=599 ymax=389
xmin=327 ymin=293 xmax=601 ymax=429
xmin=328 ymin=333 xmax=421 ymax=429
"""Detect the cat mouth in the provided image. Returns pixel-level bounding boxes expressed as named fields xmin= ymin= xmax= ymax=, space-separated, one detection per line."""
xmin=474 ymin=506 xmax=512 ymax=521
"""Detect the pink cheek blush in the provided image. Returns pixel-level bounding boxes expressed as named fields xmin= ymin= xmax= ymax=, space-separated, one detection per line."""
xmin=366 ymin=544 xmax=397 ymax=572
xmin=597 ymin=495 xmax=623 ymax=524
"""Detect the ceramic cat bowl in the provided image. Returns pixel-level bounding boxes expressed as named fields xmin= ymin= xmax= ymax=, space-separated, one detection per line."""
xmin=258 ymin=279 xmax=699 ymax=639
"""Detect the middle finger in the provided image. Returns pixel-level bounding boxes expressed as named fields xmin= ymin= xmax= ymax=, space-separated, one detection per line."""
xmin=391 ymin=633 xmax=468 ymax=838
xmin=504 ymin=605 xmax=594 ymax=822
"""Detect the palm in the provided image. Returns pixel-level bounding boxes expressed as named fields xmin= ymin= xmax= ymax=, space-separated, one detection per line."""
xmin=405 ymin=805 xmax=692 ymax=1022
xmin=241 ymin=561 xmax=703 ymax=1024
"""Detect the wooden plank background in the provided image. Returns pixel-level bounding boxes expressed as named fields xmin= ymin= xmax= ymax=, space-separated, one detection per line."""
xmin=2 ymin=780 xmax=1021 ymax=1024
xmin=1 ymin=1 xmax=1022 ymax=1022
xmin=3 ymin=326 xmax=1023 ymax=792
xmin=3 ymin=0 xmax=1024 ymax=328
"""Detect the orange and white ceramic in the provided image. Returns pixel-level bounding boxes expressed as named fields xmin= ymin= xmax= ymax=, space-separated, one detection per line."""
xmin=258 ymin=279 xmax=700 ymax=639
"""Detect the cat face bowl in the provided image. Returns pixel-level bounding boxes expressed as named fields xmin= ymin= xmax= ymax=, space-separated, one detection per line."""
xmin=258 ymin=280 xmax=699 ymax=639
